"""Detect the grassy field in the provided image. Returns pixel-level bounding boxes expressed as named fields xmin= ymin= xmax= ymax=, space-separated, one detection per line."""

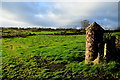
xmin=1 ymin=33 xmax=120 ymax=79
xmin=30 ymin=31 xmax=62 ymax=34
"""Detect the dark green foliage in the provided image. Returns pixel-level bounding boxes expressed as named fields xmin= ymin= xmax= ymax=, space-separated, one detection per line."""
xmin=2 ymin=32 xmax=34 ymax=38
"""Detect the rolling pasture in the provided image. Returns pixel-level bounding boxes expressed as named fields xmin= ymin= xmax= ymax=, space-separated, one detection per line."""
xmin=1 ymin=32 xmax=120 ymax=80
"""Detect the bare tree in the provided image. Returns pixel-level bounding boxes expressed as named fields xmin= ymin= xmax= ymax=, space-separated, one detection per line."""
xmin=81 ymin=20 xmax=90 ymax=29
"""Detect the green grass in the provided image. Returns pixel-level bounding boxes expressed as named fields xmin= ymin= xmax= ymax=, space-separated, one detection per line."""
xmin=30 ymin=31 xmax=61 ymax=34
xmin=1 ymin=34 xmax=120 ymax=80
xmin=111 ymin=32 xmax=120 ymax=36
xmin=30 ymin=31 xmax=75 ymax=35
xmin=2 ymin=35 xmax=86 ymax=79
xmin=2 ymin=35 xmax=85 ymax=62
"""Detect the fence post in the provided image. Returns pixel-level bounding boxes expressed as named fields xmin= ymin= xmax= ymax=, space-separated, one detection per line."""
xmin=85 ymin=22 xmax=104 ymax=64
xmin=104 ymin=36 xmax=116 ymax=61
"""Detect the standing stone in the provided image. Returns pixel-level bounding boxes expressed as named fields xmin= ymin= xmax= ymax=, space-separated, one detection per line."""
xmin=85 ymin=22 xmax=104 ymax=64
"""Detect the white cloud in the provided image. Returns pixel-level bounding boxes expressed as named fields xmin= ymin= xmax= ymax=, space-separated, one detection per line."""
xmin=35 ymin=14 xmax=44 ymax=18
xmin=1 ymin=7 xmax=36 ymax=27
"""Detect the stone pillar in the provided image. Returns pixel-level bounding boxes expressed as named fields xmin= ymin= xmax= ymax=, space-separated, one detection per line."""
xmin=85 ymin=22 xmax=104 ymax=64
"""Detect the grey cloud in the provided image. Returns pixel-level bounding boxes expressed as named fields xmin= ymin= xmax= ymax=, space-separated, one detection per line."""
xmin=1 ymin=2 xmax=118 ymax=29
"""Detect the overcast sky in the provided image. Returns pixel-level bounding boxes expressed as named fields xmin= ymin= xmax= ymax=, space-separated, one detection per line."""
xmin=1 ymin=2 xmax=119 ymax=29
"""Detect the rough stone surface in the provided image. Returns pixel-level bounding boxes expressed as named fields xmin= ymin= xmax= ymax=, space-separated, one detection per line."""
xmin=85 ymin=22 xmax=104 ymax=64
